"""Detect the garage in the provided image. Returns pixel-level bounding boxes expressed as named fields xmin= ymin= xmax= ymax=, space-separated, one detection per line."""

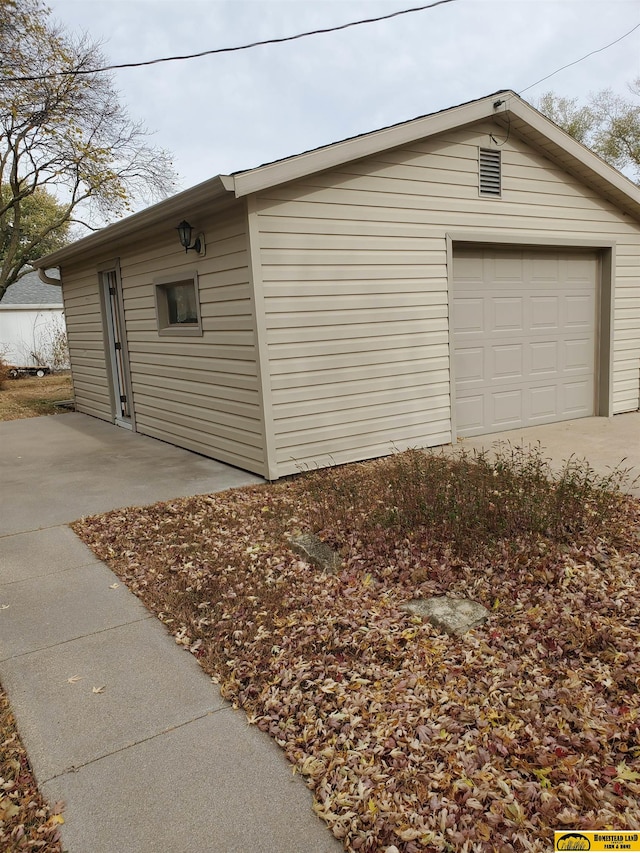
xmin=34 ymin=91 xmax=640 ymax=478
xmin=453 ymin=245 xmax=599 ymax=437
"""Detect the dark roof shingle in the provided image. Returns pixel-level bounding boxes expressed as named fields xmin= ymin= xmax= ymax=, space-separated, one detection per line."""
xmin=1 ymin=271 xmax=63 ymax=306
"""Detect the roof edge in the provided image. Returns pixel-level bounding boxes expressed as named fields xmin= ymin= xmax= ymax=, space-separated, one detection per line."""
xmin=34 ymin=90 xmax=640 ymax=269
xmin=505 ymin=93 xmax=640 ymax=206
xmin=231 ymin=92 xmax=510 ymax=197
xmin=229 ymin=90 xmax=640 ymax=218
xmin=34 ymin=174 xmax=234 ymax=268
xmin=0 ymin=303 xmax=63 ymax=310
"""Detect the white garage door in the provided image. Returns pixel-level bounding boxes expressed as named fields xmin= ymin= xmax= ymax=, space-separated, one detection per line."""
xmin=453 ymin=246 xmax=597 ymax=437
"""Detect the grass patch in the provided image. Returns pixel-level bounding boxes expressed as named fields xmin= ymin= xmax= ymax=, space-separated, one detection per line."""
xmin=0 ymin=373 xmax=73 ymax=421
xmin=73 ymin=447 xmax=640 ymax=852
xmin=0 ymin=685 xmax=64 ymax=851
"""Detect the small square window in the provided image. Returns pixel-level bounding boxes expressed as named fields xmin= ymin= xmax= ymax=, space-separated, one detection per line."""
xmin=165 ymin=282 xmax=198 ymax=324
xmin=155 ymin=272 xmax=203 ymax=336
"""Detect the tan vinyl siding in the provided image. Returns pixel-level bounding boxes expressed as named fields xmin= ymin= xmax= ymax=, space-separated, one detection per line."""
xmin=118 ymin=204 xmax=266 ymax=476
xmin=254 ymin=120 xmax=640 ymax=476
xmin=60 ymin=265 xmax=111 ymax=420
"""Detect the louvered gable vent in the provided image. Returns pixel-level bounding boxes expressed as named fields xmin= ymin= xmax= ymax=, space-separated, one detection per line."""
xmin=479 ymin=148 xmax=501 ymax=196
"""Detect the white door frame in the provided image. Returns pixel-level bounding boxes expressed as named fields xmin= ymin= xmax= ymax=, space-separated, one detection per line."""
xmin=99 ymin=260 xmax=134 ymax=430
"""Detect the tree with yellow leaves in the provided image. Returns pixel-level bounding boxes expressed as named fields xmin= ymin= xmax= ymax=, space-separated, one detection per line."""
xmin=0 ymin=0 xmax=176 ymax=300
xmin=538 ymin=80 xmax=640 ymax=184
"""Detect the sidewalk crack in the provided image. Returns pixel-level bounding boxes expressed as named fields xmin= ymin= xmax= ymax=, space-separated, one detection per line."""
xmin=41 ymin=706 xmax=234 ymax=783
xmin=0 ymin=615 xmax=154 ymax=662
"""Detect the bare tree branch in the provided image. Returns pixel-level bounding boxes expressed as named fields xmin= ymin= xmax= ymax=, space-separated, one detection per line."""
xmin=537 ymin=81 xmax=640 ymax=184
xmin=0 ymin=0 xmax=178 ymax=299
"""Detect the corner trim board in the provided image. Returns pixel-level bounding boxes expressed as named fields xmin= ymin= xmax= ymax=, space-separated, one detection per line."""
xmin=246 ymin=194 xmax=279 ymax=480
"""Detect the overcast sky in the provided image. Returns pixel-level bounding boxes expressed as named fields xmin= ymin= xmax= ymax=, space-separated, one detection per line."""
xmin=46 ymin=0 xmax=640 ymax=201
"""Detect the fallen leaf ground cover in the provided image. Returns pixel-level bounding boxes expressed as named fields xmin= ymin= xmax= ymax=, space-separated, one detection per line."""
xmin=0 ymin=686 xmax=64 ymax=851
xmin=0 ymin=373 xmax=73 ymax=421
xmin=72 ymin=447 xmax=640 ymax=853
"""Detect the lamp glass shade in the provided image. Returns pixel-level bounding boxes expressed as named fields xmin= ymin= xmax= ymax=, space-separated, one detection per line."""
xmin=177 ymin=220 xmax=192 ymax=249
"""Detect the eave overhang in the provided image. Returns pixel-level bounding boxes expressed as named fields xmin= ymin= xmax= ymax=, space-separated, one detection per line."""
xmin=34 ymin=90 xmax=640 ymax=271
xmin=33 ymin=174 xmax=235 ymax=269
xmin=226 ymin=91 xmax=640 ymax=222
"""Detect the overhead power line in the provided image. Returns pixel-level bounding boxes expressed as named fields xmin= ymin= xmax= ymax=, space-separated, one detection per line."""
xmin=1 ymin=0 xmax=458 ymax=83
xmin=519 ymin=20 xmax=640 ymax=95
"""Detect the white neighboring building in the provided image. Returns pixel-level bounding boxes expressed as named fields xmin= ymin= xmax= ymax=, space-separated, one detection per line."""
xmin=0 ymin=271 xmax=67 ymax=367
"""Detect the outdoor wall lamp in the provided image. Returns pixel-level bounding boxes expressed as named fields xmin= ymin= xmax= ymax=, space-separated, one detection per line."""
xmin=176 ymin=220 xmax=205 ymax=255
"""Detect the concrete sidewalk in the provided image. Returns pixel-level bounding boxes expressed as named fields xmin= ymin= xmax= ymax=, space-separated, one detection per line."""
xmin=0 ymin=414 xmax=340 ymax=853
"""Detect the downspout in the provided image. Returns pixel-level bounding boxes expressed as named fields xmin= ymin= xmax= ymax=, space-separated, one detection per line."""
xmin=36 ymin=267 xmax=62 ymax=286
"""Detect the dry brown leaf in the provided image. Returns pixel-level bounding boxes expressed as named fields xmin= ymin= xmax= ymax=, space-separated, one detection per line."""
xmin=70 ymin=452 xmax=640 ymax=853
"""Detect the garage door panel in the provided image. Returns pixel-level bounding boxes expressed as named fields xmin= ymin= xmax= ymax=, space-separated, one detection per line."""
xmin=453 ymin=297 xmax=483 ymax=333
xmin=493 ymin=389 xmax=524 ymax=426
xmin=456 ymin=379 xmax=593 ymax=430
xmin=458 ymin=339 xmax=592 ymax=387
xmin=530 ymin=341 xmax=558 ymax=375
xmin=493 ymin=254 xmax=525 ymax=281
xmin=564 ymin=294 xmax=593 ymax=327
xmin=492 ymin=297 xmax=523 ymax=332
xmin=490 ymin=344 xmax=523 ymax=381
xmin=531 ymin=296 xmax=559 ymax=329
xmin=456 ymin=395 xmax=484 ymax=431
xmin=531 ymin=255 xmax=560 ymax=282
xmin=455 ymin=347 xmax=484 ymax=383
xmin=454 ymin=246 xmax=597 ymax=436
xmin=529 ymin=385 xmax=558 ymax=420
xmin=452 ymin=254 xmax=484 ymax=281
xmin=564 ymin=379 xmax=593 ymax=415
xmin=563 ymin=338 xmax=592 ymax=372
xmin=566 ymin=256 xmax=597 ymax=282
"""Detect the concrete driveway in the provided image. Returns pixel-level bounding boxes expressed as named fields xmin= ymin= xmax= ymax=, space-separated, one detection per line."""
xmin=0 ymin=411 xmax=264 ymax=537
xmin=453 ymin=412 xmax=640 ymax=498
xmin=0 ymin=412 xmax=340 ymax=853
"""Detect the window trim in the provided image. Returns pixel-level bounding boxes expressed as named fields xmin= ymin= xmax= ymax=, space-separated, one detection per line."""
xmin=154 ymin=270 xmax=203 ymax=337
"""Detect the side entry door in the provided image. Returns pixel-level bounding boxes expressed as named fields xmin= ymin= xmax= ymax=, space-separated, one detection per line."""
xmin=100 ymin=263 xmax=133 ymax=429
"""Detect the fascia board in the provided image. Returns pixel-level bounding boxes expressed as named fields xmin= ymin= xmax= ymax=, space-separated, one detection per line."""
xmin=230 ymin=91 xmax=640 ymax=220
xmin=230 ymin=95 xmax=504 ymax=197
xmin=506 ymin=96 xmax=640 ymax=208
xmin=219 ymin=174 xmax=236 ymax=192
xmin=34 ymin=175 xmax=235 ymax=268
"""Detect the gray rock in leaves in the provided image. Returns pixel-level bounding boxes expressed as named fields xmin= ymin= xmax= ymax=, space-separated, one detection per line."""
xmin=400 ymin=596 xmax=489 ymax=636
xmin=288 ymin=533 xmax=342 ymax=573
